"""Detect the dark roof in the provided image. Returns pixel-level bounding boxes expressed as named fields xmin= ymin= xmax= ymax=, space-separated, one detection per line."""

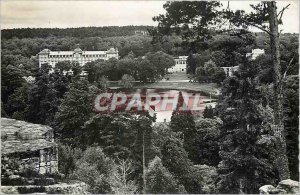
xmin=2 ymin=140 xmax=56 ymax=155
xmin=74 ymin=47 xmax=83 ymax=53
xmin=38 ymin=49 xmax=51 ymax=54
xmin=1 ymin=118 xmax=55 ymax=155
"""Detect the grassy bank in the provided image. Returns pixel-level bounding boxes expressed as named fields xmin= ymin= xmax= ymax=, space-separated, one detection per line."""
xmin=134 ymin=82 xmax=220 ymax=98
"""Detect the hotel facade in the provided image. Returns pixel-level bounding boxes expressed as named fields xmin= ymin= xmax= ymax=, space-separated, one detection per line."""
xmin=38 ymin=47 xmax=119 ymax=67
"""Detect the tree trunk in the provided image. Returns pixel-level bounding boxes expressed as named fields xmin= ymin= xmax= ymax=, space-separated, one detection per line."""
xmin=267 ymin=1 xmax=290 ymax=180
xmin=142 ymin=132 xmax=146 ymax=193
xmin=238 ymin=177 xmax=245 ymax=194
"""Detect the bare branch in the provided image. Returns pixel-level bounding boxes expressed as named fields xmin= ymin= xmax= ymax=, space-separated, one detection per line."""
xmin=277 ymin=4 xmax=290 ymax=21
xmin=282 ymin=56 xmax=295 ymax=81
xmin=239 ymin=18 xmax=271 ymax=35
xmin=278 ymin=56 xmax=294 ymax=98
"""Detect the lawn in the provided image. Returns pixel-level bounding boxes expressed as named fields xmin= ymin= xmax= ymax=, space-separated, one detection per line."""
xmin=134 ymin=73 xmax=221 ymax=97
xmin=107 ymin=73 xmax=221 ymax=98
xmin=134 ymin=82 xmax=220 ymax=97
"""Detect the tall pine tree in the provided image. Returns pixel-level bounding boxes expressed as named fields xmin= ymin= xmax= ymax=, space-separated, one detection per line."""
xmin=217 ymin=60 xmax=278 ymax=193
xmin=170 ymin=91 xmax=197 ymax=162
xmin=54 ymin=77 xmax=96 ymax=146
xmin=26 ymin=63 xmax=50 ymax=124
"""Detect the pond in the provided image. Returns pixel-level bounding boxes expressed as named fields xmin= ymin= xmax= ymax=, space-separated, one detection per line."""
xmin=146 ymin=89 xmax=217 ymax=122
xmin=105 ymin=88 xmax=217 ymax=123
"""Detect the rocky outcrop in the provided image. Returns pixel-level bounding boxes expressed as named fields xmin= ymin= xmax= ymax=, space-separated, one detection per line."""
xmin=259 ymin=179 xmax=299 ymax=194
xmin=1 ymin=182 xmax=89 ymax=194
xmin=1 ymin=186 xmax=19 ymax=194
xmin=45 ymin=182 xmax=90 ymax=194
xmin=277 ymin=179 xmax=299 ymax=194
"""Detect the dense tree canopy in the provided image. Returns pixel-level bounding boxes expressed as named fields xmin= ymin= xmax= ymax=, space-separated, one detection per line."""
xmin=1 ymin=26 xmax=152 ymax=39
xmin=1 ymin=4 xmax=298 ymax=192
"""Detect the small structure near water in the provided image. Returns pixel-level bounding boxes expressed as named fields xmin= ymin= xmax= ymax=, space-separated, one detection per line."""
xmin=221 ymin=65 xmax=239 ymax=77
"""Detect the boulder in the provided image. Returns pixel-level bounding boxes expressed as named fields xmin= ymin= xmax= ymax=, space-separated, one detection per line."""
xmin=1 ymin=186 xmax=18 ymax=194
xmin=277 ymin=179 xmax=299 ymax=194
xmin=259 ymin=179 xmax=299 ymax=194
xmin=1 ymin=182 xmax=90 ymax=194
xmin=259 ymin=185 xmax=276 ymax=194
xmin=45 ymin=181 xmax=90 ymax=194
xmin=8 ymin=175 xmax=20 ymax=180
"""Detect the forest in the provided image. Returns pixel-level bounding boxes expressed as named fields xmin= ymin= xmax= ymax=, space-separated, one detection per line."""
xmin=1 ymin=1 xmax=299 ymax=194
xmin=1 ymin=26 xmax=152 ymax=39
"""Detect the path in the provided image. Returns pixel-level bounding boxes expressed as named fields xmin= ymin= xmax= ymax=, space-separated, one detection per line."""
xmin=165 ymin=72 xmax=190 ymax=82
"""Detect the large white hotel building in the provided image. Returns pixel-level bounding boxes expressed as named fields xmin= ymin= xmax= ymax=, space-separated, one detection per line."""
xmin=38 ymin=46 xmax=119 ymax=67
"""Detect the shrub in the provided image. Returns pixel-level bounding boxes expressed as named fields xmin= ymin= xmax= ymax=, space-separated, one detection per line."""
xmin=1 ymin=177 xmax=27 ymax=186
xmin=98 ymin=76 xmax=109 ymax=89
xmin=213 ymin=67 xmax=226 ymax=85
xmin=58 ymin=144 xmax=82 ymax=177
xmin=1 ymin=158 xmax=21 ymax=178
xmin=19 ymin=167 xmax=40 ymax=178
xmin=33 ymin=177 xmax=55 ymax=186
xmin=146 ymin=156 xmax=186 ymax=193
xmin=119 ymin=74 xmax=135 ymax=88
xmin=44 ymin=172 xmax=64 ymax=181
xmin=71 ymin=146 xmax=116 ymax=194
xmin=17 ymin=186 xmax=46 ymax=194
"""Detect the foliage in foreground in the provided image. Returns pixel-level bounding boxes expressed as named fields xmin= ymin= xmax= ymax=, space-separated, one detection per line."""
xmin=162 ymin=137 xmax=203 ymax=194
xmin=216 ymin=61 xmax=278 ymax=193
xmin=146 ymin=156 xmax=186 ymax=193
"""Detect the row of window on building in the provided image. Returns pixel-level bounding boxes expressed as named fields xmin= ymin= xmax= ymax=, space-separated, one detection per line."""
xmin=175 ymin=60 xmax=187 ymax=65
xmin=42 ymin=57 xmax=104 ymax=62
xmin=47 ymin=54 xmax=107 ymax=58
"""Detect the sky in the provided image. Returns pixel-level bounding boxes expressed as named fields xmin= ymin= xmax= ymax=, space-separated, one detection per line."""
xmin=1 ymin=0 xmax=299 ymax=33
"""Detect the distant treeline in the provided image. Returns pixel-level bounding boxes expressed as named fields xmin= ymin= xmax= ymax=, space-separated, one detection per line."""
xmin=1 ymin=26 xmax=154 ymax=39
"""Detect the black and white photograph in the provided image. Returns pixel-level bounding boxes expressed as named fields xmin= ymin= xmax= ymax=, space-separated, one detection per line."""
xmin=0 ymin=0 xmax=299 ymax=194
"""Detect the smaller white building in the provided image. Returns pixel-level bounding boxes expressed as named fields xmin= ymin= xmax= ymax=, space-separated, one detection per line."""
xmin=221 ymin=66 xmax=239 ymax=77
xmin=168 ymin=56 xmax=188 ymax=73
xmin=246 ymin=48 xmax=265 ymax=60
xmin=134 ymin=30 xmax=148 ymax=35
